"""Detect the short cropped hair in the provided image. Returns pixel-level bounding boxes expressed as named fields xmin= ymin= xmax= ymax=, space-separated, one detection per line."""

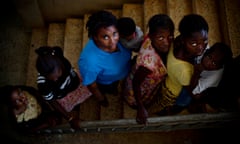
xmin=86 ymin=10 xmax=117 ymax=38
xmin=179 ymin=14 xmax=209 ymax=38
xmin=148 ymin=14 xmax=175 ymax=35
xmin=117 ymin=17 xmax=136 ymax=36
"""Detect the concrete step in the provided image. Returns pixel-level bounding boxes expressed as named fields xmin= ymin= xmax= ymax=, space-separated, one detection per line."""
xmin=64 ymin=18 xmax=83 ymax=69
xmin=168 ymin=0 xmax=193 ymax=36
xmin=80 ymin=96 xmax=100 ymax=121
xmin=122 ymin=3 xmax=144 ymax=31
xmin=82 ymin=14 xmax=91 ymax=48
xmin=193 ymin=0 xmax=221 ymax=45
xmin=143 ymin=0 xmax=166 ymax=33
xmin=31 ymin=112 xmax=240 ymax=144
xmin=47 ymin=23 xmax=65 ymax=48
xmin=26 ymin=28 xmax=48 ymax=88
xmin=100 ymin=93 xmax=123 ymax=120
xmin=105 ymin=9 xmax=122 ymax=18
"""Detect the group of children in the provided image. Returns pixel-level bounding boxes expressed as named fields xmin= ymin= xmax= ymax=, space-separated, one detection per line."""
xmin=118 ymin=13 xmax=238 ymax=125
xmin=1 ymin=10 xmax=239 ymax=137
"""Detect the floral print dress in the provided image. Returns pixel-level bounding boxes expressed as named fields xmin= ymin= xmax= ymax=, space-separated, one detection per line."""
xmin=123 ymin=36 xmax=167 ymax=106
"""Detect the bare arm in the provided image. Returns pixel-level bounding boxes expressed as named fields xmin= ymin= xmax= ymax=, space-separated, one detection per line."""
xmin=49 ymin=100 xmax=72 ymax=121
xmin=185 ymin=63 xmax=203 ymax=99
xmin=49 ymin=100 xmax=80 ymax=129
xmin=132 ymin=66 xmax=152 ymax=125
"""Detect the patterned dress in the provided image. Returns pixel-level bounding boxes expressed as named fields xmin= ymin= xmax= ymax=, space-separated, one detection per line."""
xmin=122 ymin=36 xmax=167 ymax=106
xmin=56 ymin=71 xmax=92 ymax=112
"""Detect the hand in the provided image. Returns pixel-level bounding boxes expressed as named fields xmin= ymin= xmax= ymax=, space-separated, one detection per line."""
xmin=136 ymin=106 xmax=148 ymax=125
xmin=69 ymin=116 xmax=81 ymax=130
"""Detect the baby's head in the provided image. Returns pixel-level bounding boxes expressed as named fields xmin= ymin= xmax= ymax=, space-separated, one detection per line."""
xmin=117 ymin=17 xmax=136 ymax=41
xmin=201 ymin=42 xmax=232 ymax=70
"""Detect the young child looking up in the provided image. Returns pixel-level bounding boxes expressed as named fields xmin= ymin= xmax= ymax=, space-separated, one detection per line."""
xmin=117 ymin=17 xmax=144 ymax=52
xmin=174 ymin=42 xmax=233 ymax=113
xmin=36 ymin=46 xmax=92 ymax=130
xmin=0 ymin=85 xmax=61 ymax=133
xmin=122 ymin=14 xmax=174 ymax=125
xmin=78 ymin=10 xmax=132 ymax=107
xmin=149 ymin=14 xmax=209 ymax=115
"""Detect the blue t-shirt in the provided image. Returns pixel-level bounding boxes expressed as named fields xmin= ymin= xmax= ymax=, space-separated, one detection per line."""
xmin=78 ymin=39 xmax=131 ymax=85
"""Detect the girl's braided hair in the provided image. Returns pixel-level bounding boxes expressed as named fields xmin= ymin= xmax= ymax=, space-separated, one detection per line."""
xmin=35 ymin=46 xmax=64 ymax=76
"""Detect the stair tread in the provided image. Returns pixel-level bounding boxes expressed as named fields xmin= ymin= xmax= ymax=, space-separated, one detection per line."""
xmin=80 ymin=97 xmax=100 ymax=121
xmin=100 ymin=93 xmax=123 ymax=120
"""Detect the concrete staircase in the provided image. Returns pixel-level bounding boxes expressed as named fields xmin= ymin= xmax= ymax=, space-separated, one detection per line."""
xmin=26 ymin=0 xmax=240 ymax=143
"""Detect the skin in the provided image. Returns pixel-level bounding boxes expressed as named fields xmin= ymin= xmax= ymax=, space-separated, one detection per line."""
xmin=176 ymin=30 xmax=208 ymax=62
xmin=201 ymin=48 xmax=224 ymax=71
xmin=150 ymin=28 xmax=174 ymax=55
xmin=93 ymin=25 xmax=119 ymax=53
xmin=11 ymin=88 xmax=28 ymax=116
xmin=177 ymin=30 xmax=209 ymax=99
xmin=190 ymin=46 xmax=225 ymax=99
xmin=133 ymin=28 xmax=173 ymax=125
xmin=88 ymin=25 xmax=120 ymax=107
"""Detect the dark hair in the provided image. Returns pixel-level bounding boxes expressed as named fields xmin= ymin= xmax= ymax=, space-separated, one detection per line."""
xmin=35 ymin=46 xmax=65 ymax=76
xmin=117 ymin=17 xmax=136 ymax=36
xmin=205 ymin=42 xmax=233 ymax=66
xmin=86 ymin=10 xmax=117 ymax=38
xmin=179 ymin=14 xmax=209 ymax=38
xmin=0 ymin=85 xmax=15 ymax=105
xmin=0 ymin=85 xmax=38 ymax=106
xmin=0 ymin=85 xmax=19 ymax=128
xmin=148 ymin=14 xmax=175 ymax=35
xmin=0 ymin=85 xmax=39 ymax=107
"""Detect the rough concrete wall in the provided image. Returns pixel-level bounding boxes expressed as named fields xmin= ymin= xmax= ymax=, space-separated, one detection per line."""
xmin=0 ymin=1 xmax=31 ymax=86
